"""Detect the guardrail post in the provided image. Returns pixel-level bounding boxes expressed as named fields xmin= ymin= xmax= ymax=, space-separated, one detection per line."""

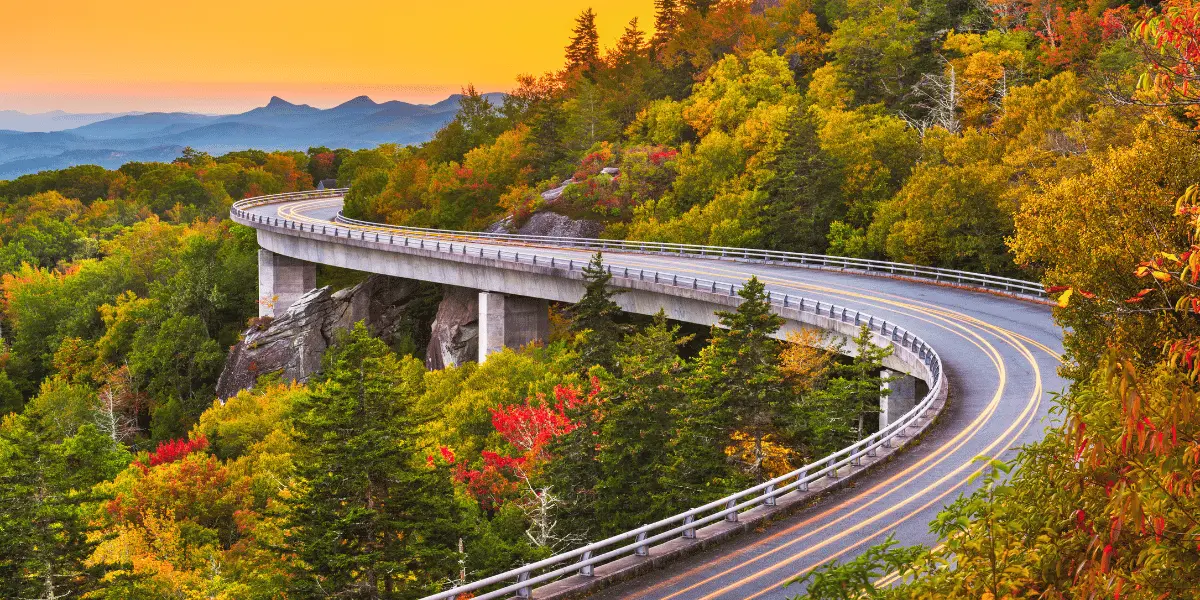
xmin=628 ymin=532 xmax=648 ymax=554
xmin=579 ymin=550 xmax=595 ymax=577
xmin=763 ymin=483 xmax=777 ymax=507
xmin=725 ymin=499 xmax=738 ymax=522
xmin=517 ymin=572 xmax=532 ymax=598
xmin=683 ymin=515 xmax=696 ymax=539
xmin=799 ymin=469 xmax=809 ymax=492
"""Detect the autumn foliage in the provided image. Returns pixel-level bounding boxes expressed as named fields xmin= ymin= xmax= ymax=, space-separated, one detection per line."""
xmin=138 ymin=434 xmax=210 ymax=469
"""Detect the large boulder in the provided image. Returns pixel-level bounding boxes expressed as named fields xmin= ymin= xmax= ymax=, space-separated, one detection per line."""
xmin=216 ymin=275 xmax=425 ymax=399
xmin=425 ymin=285 xmax=479 ymax=370
xmin=484 ymin=211 xmax=603 ymax=238
xmin=515 ymin=211 xmax=604 ymax=238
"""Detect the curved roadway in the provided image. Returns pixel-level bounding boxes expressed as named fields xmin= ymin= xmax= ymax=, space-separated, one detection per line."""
xmin=243 ymin=196 xmax=1065 ymax=599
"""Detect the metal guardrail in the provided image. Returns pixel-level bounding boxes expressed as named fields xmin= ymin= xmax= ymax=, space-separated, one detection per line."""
xmin=233 ymin=189 xmax=1044 ymax=298
xmin=331 ymin=214 xmax=1043 ymax=300
xmin=229 ymin=190 xmax=959 ymax=599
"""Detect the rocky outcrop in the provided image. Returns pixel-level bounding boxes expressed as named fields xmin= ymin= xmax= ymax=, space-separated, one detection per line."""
xmin=487 ymin=169 xmax=614 ymax=238
xmin=425 ymin=286 xmax=479 ymax=370
xmin=484 ymin=210 xmax=603 ymax=238
xmin=216 ymin=275 xmax=426 ymax=399
xmin=540 ymin=178 xmax=576 ymax=202
xmin=515 ymin=211 xmax=604 ymax=238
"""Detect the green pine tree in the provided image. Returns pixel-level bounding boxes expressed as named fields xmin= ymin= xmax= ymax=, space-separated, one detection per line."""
xmin=284 ymin=324 xmax=463 ymax=599
xmin=564 ymin=8 xmax=602 ymax=76
xmin=652 ymin=0 xmax=681 ymax=45
xmin=841 ymin=324 xmax=895 ymax=440
xmin=763 ymin=105 xmax=846 ymax=254
xmin=569 ymin=252 xmax=627 ymax=373
xmin=594 ymin=312 xmax=690 ymax=534
xmin=663 ymin=277 xmax=789 ymax=506
xmin=0 ymin=416 xmax=130 ymax=600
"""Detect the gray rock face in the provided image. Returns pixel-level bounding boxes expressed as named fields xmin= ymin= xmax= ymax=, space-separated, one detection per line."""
xmin=216 ymin=275 xmax=424 ymax=399
xmin=484 ymin=216 xmax=514 ymax=234
xmin=540 ymin=178 xmax=575 ymax=202
xmin=425 ymin=285 xmax=479 ymax=370
xmin=515 ymin=211 xmax=604 ymax=239
xmin=484 ymin=210 xmax=603 ymax=239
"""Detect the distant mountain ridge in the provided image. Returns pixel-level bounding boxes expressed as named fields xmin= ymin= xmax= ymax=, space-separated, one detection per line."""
xmin=0 ymin=92 xmax=506 ymax=179
xmin=0 ymin=109 xmax=145 ymax=133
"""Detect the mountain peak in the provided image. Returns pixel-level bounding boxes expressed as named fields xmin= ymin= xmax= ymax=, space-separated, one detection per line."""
xmin=266 ymin=96 xmax=296 ymax=108
xmin=332 ymin=95 xmax=380 ymax=112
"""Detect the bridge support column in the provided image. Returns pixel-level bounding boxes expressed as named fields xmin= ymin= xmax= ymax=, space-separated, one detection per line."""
xmin=258 ymin=249 xmax=316 ymax=318
xmin=880 ymin=370 xmax=919 ymax=429
xmin=478 ymin=292 xmax=550 ymax=363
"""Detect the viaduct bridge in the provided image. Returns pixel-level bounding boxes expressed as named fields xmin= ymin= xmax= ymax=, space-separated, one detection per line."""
xmin=232 ymin=189 xmax=1063 ymax=600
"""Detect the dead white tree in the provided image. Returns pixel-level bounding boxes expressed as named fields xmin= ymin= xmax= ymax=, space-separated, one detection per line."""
xmin=93 ymin=385 xmax=139 ymax=444
xmin=521 ymin=482 xmax=586 ymax=552
xmin=973 ymin=0 xmax=1028 ymax=33
xmin=901 ymin=63 xmax=961 ymax=137
xmin=93 ymin=368 xmax=140 ymax=443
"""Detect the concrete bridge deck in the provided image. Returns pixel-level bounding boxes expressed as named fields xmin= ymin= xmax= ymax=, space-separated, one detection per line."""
xmin=233 ymin=193 xmax=1064 ymax=600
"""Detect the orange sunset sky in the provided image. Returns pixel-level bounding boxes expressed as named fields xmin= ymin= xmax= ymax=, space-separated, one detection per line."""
xmin=2 ymin=1 xmax=656 ymax=114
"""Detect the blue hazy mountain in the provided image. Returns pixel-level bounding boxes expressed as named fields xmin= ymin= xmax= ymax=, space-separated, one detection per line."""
xmin=0 ymin=92 xmax=506 ymax=179
xmin=0 ymin=109 xmax=144 ymax=133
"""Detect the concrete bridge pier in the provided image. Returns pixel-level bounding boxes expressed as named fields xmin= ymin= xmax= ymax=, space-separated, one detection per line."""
xmin=880 ymin=369 xmax=919 ymax=429
xmin=258 ymin=249 xmax=317 ymax=318
xmin=478 ymin=291 xmax=550 ymax=363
